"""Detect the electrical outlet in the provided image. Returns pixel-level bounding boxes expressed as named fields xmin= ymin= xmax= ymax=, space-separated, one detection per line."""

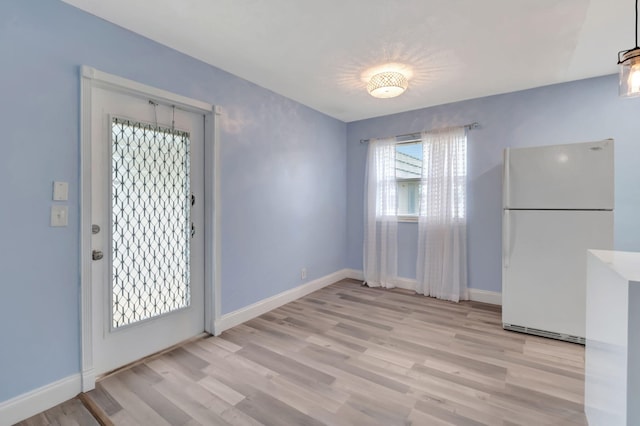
xmin=301 ymin=267 xmax=307 ymax=280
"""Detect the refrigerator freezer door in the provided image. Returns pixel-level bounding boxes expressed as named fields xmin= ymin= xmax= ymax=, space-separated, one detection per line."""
xmin=504 ymin=140 xmax=613 ymax=210
xmin=502 ymin=210 xmax=613 ymax=339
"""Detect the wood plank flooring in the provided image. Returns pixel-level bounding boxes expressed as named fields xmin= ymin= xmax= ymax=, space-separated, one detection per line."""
xmin=15 ymin=397 xmax=100 ymax=426
xmin=17 ymin=279 xmax=587 ymax=425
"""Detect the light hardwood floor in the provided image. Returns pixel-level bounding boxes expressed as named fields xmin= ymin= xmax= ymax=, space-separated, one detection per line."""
xmin=15 ymin=397 xmax=100 ymax=426
xmin=17 ymin=279 xmax=587 ymax=425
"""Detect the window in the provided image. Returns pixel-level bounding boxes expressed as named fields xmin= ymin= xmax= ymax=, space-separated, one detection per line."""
xmin=111 ymin=118 xmax=192 ymax=328
xmin=395 ymin=142 xmax=422 ymax=217
xmin=395 ymin=138 xmax=467 ymax=220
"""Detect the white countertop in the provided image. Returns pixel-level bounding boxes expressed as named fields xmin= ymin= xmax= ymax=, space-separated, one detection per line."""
xmin=588 ymin=250 xmax=640 ymax=282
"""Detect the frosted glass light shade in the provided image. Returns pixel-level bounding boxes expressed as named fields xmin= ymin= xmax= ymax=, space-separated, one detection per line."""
xmin=619 ymin=48 xmax=640 ymax=97
xmin=367 ymin=71 xmax=408 ymax=98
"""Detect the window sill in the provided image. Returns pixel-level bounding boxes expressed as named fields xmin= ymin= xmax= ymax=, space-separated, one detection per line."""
xmin=395 ymin=216 xmax=466 ymax=223
xmin=398 ymin=215 xmax=418 ymax=223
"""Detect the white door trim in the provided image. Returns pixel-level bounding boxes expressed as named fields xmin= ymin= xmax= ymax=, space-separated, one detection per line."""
xmin=79 ymin=66 xmax=220 ymax=392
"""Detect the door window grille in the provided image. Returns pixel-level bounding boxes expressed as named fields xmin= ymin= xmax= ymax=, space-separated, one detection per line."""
xmin=111 ymin=118 xmax=191 ymax=328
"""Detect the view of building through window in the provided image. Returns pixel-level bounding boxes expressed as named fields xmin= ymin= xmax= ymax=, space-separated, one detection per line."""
xmin=396 ymin=142 xmax=422 ymax=216
xmin=395 ymin=138 xmax=467 ymax=219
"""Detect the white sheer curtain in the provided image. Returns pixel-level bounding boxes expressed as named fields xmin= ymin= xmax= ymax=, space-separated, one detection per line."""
xmin=363 ymin=137 xmax=398 ymax=288
xmin=416 ymin=127 xmax=468 ymax=302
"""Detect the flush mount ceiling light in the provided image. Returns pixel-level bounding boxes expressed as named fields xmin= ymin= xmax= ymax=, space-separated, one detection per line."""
xmin=367 ymin=71 xmax=408 ymax=98
xmin=618 ymin=0 xmax=640 ymax=97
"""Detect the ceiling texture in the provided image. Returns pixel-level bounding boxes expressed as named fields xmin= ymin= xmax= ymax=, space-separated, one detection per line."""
xmin=62 ymin=0 xmax=630 ymax=122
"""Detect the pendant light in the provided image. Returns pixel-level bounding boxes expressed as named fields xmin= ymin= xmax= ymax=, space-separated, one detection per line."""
xmin=618 ymin=0 xmax=640 ymax=97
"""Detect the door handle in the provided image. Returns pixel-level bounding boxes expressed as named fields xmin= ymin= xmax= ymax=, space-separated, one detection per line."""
xmin=503 ymin=210 xmax=510 ymax=269
xmin=503 ymin=149 xmax=510 ymax=208
xmin=92 ymin=250 xmax=104 ymax=261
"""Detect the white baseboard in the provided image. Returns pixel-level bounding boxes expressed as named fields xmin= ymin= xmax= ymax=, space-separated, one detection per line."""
xmin=0 ymin=374 xmax=81 ymax=425
xmin=212 ymin=267 xmax=501 ymax=336
xmin=467 ymin=288 xmax=502 ymax=305
xmin=213 ymin=269 xmax=351 ymax=335
xmin=344 ymin=269 xmax=502 ymax=305
xmin=344 ymin=269 xmax=364 ymax=281
xmin=393 ymin=277 xmax=418 ymax=291
xmin=344 ymin=270 xmax=416 ymax=291
xmin=82 ymin=368 xmax=96 ymax=393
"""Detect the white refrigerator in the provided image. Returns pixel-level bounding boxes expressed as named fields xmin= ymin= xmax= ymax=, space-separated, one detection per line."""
xmin=502 ymin=139 xmax=614 ymax=344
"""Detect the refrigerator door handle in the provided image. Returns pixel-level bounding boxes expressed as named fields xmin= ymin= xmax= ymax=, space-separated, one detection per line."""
xmin=503 ymin=209 xmax=510 ymax=269
xmin=503 ymin=148 xmax=510 ymax=208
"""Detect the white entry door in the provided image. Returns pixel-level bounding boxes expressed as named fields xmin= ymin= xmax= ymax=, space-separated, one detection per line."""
xmin=91 ymin=86 xmax=205 ymax=375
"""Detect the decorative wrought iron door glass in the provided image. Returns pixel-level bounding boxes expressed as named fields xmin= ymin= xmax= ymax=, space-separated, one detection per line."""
xmin=111 ymin=118 xmax=191 ymax=328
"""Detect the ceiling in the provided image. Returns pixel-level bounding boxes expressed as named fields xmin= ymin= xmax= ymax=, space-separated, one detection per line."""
xmin=62 ymin=0 xmax=631 ymax=122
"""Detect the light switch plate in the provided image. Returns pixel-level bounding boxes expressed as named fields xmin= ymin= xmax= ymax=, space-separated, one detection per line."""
xmin=51 ymin=205 xmax=68 ymax=227
xmin=53 ymin=181 xmax=68 ymax=201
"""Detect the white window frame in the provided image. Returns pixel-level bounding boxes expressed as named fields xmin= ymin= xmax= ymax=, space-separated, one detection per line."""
xmin=397 ymin=181 xmax=420 ymax=222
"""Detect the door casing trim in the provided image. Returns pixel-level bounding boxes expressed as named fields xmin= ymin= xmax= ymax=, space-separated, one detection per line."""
xmin=79 ymin=66 xmax=220 ymax=392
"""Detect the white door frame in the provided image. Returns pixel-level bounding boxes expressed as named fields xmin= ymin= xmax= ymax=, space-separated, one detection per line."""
xmin=79 ymin=66 xmax=221 ymax=392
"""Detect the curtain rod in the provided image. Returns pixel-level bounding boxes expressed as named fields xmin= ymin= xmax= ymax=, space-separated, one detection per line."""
xmin=359 ymin=122 xmax=480 ymax=144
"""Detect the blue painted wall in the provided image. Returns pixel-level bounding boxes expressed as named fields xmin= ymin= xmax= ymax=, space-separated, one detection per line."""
xmin=347 ymin=75 xmax=640 ymax=290
xmin=0 ymin=1 xmax=346 ymax=402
